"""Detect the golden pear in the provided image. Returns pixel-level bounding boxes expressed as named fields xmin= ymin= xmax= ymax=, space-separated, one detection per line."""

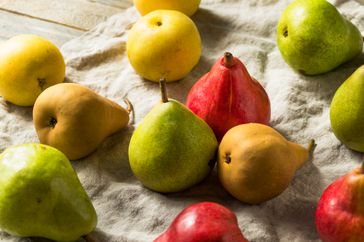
xmin=218 ymin=123 xmax=314 ymax=204
xmin=33 ymin=83 xmax=132 ymax=160
xmin=133 ymin=0 xmax=201 ymax=17
xmin=126 ymin=10 xmax=201 ymax=82
xmin=0 ymin=35 xmax=65 ymax=106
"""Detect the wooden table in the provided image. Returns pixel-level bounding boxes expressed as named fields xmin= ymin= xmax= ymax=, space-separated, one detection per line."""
xmin=0 ymin=0 xmax=133 ymax=47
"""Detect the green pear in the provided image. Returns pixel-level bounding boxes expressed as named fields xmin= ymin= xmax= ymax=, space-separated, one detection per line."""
xmin=0 ymin=143 xmax=97 ymax=241
xmin=330 ymin=65 xmax=364 ymax=152
xmin=128 ymin=80 xmax=218 ymax=193
xmin=277 ymin=0 xmax=363 ymax=75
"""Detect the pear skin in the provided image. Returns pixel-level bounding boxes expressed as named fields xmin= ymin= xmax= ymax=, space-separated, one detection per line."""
xmin=316 ymin=165 xmax=364 ymax=241
xmin=0 ymin=144 xmax=97 ymax=241
xmin=288 ymin=141 xmax=312 ymax=169
xmin=33 ymin=83 xmax=131 ymax=160
xmin=128 ymin=80 xmax=217 ymax=193
xmin=330 ymin=65 xmax=364 ymax=152
xmin=186 ymin=52 xmax=271 ymax=141
xmin=218 ymin=123 xmax=314 ymax=204
xmin=0 ymin=35 xmax=65 ymax=106
xmin=277 ymin=0 xmax=363 ymax=75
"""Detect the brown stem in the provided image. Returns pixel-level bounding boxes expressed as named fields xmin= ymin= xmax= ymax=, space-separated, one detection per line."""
xmin=307 ymin=139 xmax=316 ymax=154
xmin=159 ymin=78 xmax=168 ymax=103
xmin=123 ymin=97 xmax=135 ymax=125
xmin=123 ymin=98 xmax=133 ymax=114
xmin=224 ymin=52 xmax=234 ymax=68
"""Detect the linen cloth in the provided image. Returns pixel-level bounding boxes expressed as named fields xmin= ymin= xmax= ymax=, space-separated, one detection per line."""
xmin=0 ymin=0 xmax=363 ymax=241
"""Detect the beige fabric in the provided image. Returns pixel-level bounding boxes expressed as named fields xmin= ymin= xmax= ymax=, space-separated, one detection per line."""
xmin=0 ymin=0 xmax=363 ymax=241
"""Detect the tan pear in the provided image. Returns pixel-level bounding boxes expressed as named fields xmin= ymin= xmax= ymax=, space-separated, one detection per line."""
xmin=33 ymin=83 xmax=132 ymax=160
xmin=218 ymin=123 xmax=314 ymax=204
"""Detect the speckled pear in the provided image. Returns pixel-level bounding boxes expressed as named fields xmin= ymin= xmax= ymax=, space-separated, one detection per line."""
xmin=128 ymin=80 xmax=217 ymax=193
xmin=330 ymin=65 xmax=364 ymax=152
xmin=0 ymin=144 xmax=97 ymax=241
xmin=277 ymin=0 xmax=362 ymax=75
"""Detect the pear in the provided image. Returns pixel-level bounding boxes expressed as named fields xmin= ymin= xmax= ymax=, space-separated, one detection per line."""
xmin=218 ymin=123 xmax=314 ymax=204
xmin=277 ymin=0 xmax=363 ymax=75
xmin=33 ymin=83 xmax=132 ymax=160
xmin=128 ymin=80 xmax=218 ymax=193
xmin=316 ymin=162 xmax=364 ymax=241
xmin=330 ymin=65 xmax=364 ymax=152
xmin=186 ymin=52 xmax=271 ymax=141
xmin=154 ymin=202 xmax=248 ymax=242
xmin=0 ymin=143 xmax=97 ymax=241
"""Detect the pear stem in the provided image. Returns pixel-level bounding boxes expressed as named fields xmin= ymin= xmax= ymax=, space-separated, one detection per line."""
xmin=307 ymin=139 xmax=316 ymax=154
xmin=159 ymin=78 xmax=168 ymax=103
xmin=123 ymin=97 xmax=135 ymax=125
xmin=224 ymin=52 xmax=234 ymax=68
xmin=123 ymin=98 xmax=133 ymax=114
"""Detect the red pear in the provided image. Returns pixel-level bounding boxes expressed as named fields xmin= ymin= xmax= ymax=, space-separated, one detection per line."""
xmin=186 ymin=52 xmax=270 ymax=141
xmin=154 ymin=202 xmax=248 ymax=242
xmin=316 ymin=163 xmax=364 ymax=241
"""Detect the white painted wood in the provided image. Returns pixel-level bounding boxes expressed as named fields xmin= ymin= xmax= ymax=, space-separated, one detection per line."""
xmin=0 ymin=9 xmax=84 ymax=46
xmin=0 ymin=0 xmax=129 ymax=31
xmin=0 ymin=0 xmax=131 ymax=46
xmin=87 ymin=0 xmax=133 ymax=9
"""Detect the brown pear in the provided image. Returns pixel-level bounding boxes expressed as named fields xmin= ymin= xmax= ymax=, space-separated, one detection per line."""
xmin=33 ymin=83 xmax=132 ymax=160
xmin=218 ymin=123 xmax=314 ymax=204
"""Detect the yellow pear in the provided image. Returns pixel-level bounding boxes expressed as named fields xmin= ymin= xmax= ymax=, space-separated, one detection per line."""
xmin=218 ymin=123 xmax=314 ymax=204
xmin=0 ymin=35 xmax=65 ymax=106
xmin=33 ymin=83 xmax=132 ymax=160
xmin=126 ymin=10 xmax=201 ymax=82
xmin=133 ymin=0 xmax=201 ymax=17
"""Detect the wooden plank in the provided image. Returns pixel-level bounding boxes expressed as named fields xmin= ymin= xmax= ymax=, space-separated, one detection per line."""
xmin=87 ymin=0 xmax=132 ymax=9
xmin=0 ymin=9 xmax=84 ymax=47
xmin=0 ymin=0 xmax=126 ymax=31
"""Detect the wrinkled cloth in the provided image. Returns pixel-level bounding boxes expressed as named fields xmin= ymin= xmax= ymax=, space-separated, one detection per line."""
xmin=0 ymin=0 xmax=364 ymax=241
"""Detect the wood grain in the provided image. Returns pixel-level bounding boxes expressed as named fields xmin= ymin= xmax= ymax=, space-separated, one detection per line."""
xmin=0 ymin=0 xmax=132 ymax=31
xmin=0 ymin=9 xmax=83 ymax=46
xmin=87 ymin=0 xmax=133 ymax=9
xmin=0 ymin=0 xmax=132 ymax=46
